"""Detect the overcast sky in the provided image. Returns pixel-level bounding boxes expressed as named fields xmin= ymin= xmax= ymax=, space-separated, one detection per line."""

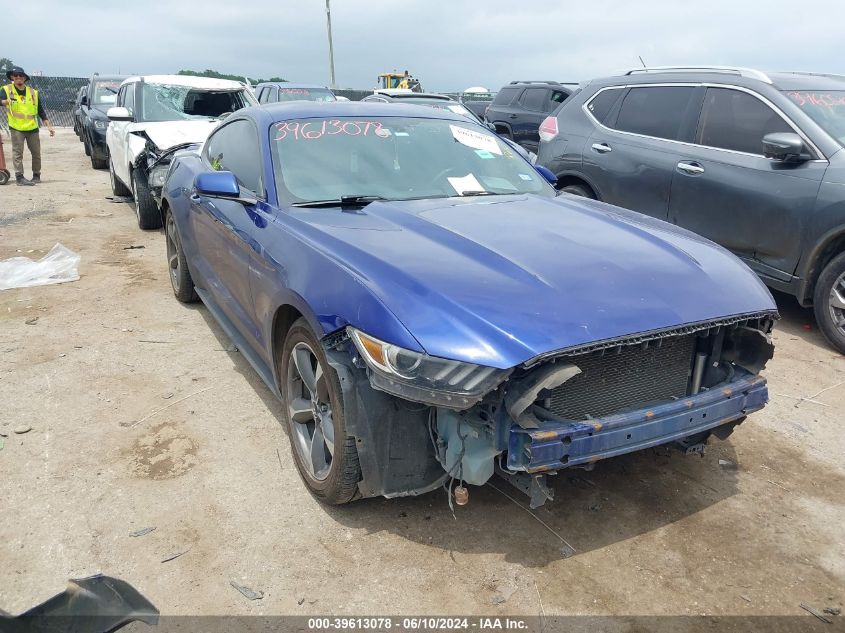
xmin=11 ymin=1 xmax=845 ymax=92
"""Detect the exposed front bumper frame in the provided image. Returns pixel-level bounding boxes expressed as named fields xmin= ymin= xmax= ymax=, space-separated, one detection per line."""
xmin=507 ymin=374 xmax=767 ymax=473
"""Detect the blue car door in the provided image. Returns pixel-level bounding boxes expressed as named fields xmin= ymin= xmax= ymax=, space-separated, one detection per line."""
xmin=190 ymin=119 xmax=265 ymax=349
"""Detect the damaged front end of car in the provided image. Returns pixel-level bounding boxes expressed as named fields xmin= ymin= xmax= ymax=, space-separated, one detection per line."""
xmin=130 ymin=130 xmax=200 ymax=208
xmin=326 ymin=312 xmax=776 ymax=508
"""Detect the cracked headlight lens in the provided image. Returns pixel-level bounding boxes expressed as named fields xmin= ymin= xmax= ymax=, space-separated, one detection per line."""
xmin=148 ymin=165 xmax=168 ymax=188
xmin=348 ymin=327 xmax=510 ymax=409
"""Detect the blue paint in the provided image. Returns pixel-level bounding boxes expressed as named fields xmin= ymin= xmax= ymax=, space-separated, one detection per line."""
xmin=164 ymin=102 xmax=777 ymax=382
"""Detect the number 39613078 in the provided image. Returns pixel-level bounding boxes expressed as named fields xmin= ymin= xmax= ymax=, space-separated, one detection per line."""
xmin=274 ymin=120 xmax=388 ymax=141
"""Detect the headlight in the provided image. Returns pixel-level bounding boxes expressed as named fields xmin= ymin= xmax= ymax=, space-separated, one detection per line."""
xmin=148 ymin=165 xmax=168 ymax=188
xmin=93 ymin=119 xmax=108 ymax=130
xmin=348 ymin=327 xmax=510 ymax=409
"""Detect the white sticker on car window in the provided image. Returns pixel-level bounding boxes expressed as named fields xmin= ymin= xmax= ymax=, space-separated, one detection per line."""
xmin=447 ymin=105 xmax=466 ymax=114
xmin=447 ymin=173 xmax=486 ymax=195
xmin=518 ymin=173 xmax=533 ymax=180
xmin=450 ymin=124 xmax=502 ymax=155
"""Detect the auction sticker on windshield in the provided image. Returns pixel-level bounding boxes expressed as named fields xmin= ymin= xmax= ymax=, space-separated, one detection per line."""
xmin=449 ymin=125 xmax=502 ymax=155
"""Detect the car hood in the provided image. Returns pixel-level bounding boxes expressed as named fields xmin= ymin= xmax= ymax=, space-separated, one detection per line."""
xmin=131 ymin=120 xmax=219 ymax=150
xmin=291 ymin=194 xmax=777 ymax=369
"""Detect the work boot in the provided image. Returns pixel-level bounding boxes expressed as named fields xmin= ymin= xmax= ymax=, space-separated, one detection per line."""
xmin=15 ymin=174 xmax=34 ymax=186
xmin=31 ymin=173 xmax=41 ymax=184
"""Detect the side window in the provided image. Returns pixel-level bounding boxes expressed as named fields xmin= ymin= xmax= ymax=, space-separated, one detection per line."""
xmin=257 ymin=87 xmax=268 ymax=104
xmin=123 ymin=83 xmax=135 ymax=115
xmin=491 ymin=86 xmax=519 ymax=106
xmin=519 ymin=88 xmax=549 ymax=112
xmin=586 ymin=88 xmax=624 ymax=124
xmin=547 ymin=90 xmax=569 ymax=112
xmin=204 ymin=119 xmax=262 ymax=194
xmin=696 ymin=88 xmax=793 ymax=155
xmin=614 ymin=86 xmax=696 ymax=141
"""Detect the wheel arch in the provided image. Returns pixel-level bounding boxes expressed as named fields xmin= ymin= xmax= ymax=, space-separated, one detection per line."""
xmin=554 ymin=171 xmax=601 ymax=199
xmin=798 ymin=227 xmax=845 ymax=305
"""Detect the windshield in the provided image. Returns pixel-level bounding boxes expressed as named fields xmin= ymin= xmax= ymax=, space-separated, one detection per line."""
xmin=141 ymin=84 xmax=250 ymax=122
xmin=278 ymin=87 xmax=336 ymax=102
xmin=270 ymin=116 xmax=553 ymax=204
xmin=783 ymin=90 xmax=845 ymax=145
xmin=92 ymin=80 xmax=120 ymax=105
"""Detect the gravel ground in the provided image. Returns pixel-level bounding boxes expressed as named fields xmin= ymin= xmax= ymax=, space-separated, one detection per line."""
xmin=0 ymin=130 xmax=843 ymax=624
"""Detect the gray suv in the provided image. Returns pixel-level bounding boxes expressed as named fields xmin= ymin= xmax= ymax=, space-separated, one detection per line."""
xmin=537 ymin=66 xmax=845 ymax=353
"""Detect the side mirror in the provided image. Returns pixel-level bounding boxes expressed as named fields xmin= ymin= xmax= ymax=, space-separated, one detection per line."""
xmin=534 ymin=165 xmax=557 ymax=186
xmin=80 ymin=95 xmax=88 ymax=106
xmin=195 ymin=171 xmax=257 ymax=205
xmin=763 ymin=132 xmax=809 ymax=163
xmin=107 ymin=106 xmax=132 ymax=122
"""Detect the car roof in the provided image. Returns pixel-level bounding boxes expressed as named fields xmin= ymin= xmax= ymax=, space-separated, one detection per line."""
xmin=121 ymin=74 xmax=246 ymax=89
xmin=254 ymin=101 xmax=477 ymax=124
xmin=90 ymin=75 xmax=127 ymax=82
xmin=376 ymin=91 xmax=453 ymax=101
xmin=589 ymin=67 xmax=845 ymax=92
xmin=257 ymin=82 xmax=333 ymax=90
xmin=506 ymin=80 xmax=577 ymax=88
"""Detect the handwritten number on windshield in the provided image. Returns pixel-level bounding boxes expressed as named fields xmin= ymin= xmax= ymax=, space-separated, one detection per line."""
xmin=274 ymin=120 xmax=387 ymax=141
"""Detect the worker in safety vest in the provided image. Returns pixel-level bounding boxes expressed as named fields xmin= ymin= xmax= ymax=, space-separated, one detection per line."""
xmin=1 ymin=66 xmax=55 ymax=186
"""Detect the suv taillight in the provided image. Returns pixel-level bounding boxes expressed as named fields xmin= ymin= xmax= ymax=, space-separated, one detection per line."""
xmin=538 ymin=116 xmax=558 ymax=143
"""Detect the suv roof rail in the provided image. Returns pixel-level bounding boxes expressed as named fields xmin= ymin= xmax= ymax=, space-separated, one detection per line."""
xmin=509 ymin=80 xmax=561 ymax=85
xmin=624 ymin=66 xmax=773 ymax=84
xmin=778 ymin=70 xmax=845 ymax=81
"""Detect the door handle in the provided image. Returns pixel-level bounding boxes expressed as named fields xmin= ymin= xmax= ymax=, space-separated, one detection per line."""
xmin=591 ymin=142 xmax=612 ymax=154
xmin=677 ymin=161 xmax=705 ymax=175
xmin=509 ymin=114 xmax=518 ymax=119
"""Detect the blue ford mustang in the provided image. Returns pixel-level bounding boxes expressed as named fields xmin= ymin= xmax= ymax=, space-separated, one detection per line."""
xmin=162 ymin=102 xmax=778 ymax=508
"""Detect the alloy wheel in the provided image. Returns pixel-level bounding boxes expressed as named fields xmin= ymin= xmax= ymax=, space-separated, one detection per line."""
xmin=828 ymin=270 xmax=845 ymax=336
xmin=165 ymin=215 xmax=181 ymax=293
xmin=286 ymin=342 xmax=335 ymax=481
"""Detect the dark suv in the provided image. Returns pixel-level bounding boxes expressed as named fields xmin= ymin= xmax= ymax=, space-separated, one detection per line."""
xmin=537 ymin=66 xmax=845 ymax=353
xmin=79 ymin=74 xmax=127 ymax=169
xmin=485 ymin=81 xmax=576 ymax=153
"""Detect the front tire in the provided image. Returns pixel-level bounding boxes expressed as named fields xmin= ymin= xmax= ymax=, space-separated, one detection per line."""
xmin=132 ymin=170 xmax=162 ymax=230
xmin=165 ymin=211 xmax=198 ymax=303
xmin=280 ymin=318 xmax=361 ymax=504
xmin=813 ymin=251 xmax=845 ymax=354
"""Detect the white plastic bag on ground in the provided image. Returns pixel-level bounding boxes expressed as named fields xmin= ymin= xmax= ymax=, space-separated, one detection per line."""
xmin=0 ymin=243 xmax=81 ymax=291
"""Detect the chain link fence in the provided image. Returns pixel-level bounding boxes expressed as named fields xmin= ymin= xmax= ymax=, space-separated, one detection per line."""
xmin=1 ymin=76 xmax=88 ymax=131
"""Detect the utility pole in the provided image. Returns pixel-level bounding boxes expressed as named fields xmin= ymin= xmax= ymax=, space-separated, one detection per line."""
xmin=325 ymin=0 xmax=337 ymax=89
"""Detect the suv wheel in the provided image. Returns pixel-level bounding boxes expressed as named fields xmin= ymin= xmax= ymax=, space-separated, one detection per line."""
xmin=813 ymin=251 xmax=845 ymax=354
xmin=560 ymin=184 xmax=595 ymax=199
xmin=132 ymin=170 xmax=163 ymax=230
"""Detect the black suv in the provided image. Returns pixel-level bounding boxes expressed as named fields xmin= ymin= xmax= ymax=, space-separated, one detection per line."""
xmin=537 ymin=66 xmax=845 ymax=352
xmin=485 ymin=80 xmax=576 ymax=153
xmin=79 ymin=74 xmax=126 ymax=169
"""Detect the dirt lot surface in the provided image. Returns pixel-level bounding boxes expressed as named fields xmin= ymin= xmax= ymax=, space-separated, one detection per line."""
xmin=1 ymin=131 xmax=844 ymax=622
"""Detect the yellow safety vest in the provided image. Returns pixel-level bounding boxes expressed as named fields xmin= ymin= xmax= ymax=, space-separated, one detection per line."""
xmin=3 ymin=84 xmax=39 ymax=132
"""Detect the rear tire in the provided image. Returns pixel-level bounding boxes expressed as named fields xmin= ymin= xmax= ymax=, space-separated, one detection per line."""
xmin=165 ymin=211 xmax=199 ymax=303
xmin=280 ymin=318 xmax=361 ymax=504
xmin=560 ymin=184 xmax=595 ymax=199
xmin=813 ymin=251 xmax=845 ymax=354
xmin=132 ymin=169 xmax=162 ymax=230
xmin=90 ymin=150 xmax=107 ymax=170
xmin=109 ymin=158 xmax=131 ymax=197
